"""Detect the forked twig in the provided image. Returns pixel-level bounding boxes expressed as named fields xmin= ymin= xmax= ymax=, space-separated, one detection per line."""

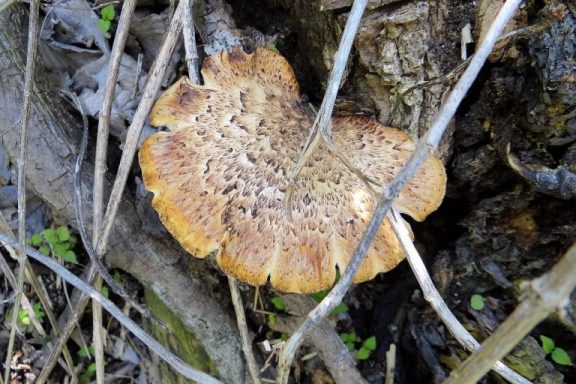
xmin=0 ymin=232 xmax=223 ymax=384
xmin=283 ymin=0 xmax=368 ymax=217
xmin=388 ymin=208 xmax=529 ymax=384
xmin=275 ymin=0 xmax=524 ymax=382
xmin=444 ymin=242 xmax=576 ymax=384
xmin=3 ymin=1 xmax=39 ymax=383
xmin=228 ymin=277 xmax=261 ymax=384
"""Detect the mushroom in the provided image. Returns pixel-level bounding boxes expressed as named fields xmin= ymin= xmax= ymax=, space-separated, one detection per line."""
xmin=139 ymin=48 xmax=446 ymax=293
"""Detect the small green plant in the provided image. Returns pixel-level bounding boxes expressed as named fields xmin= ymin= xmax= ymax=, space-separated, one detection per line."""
xmin=540 ymin=335 xmax=573 ymax=366
xmin=356 ymin=336 xmax=377 ymax=360
xmin=470 ymin=293 xmax=486 ymax=310
xmin=79 ymin=362 xmax=97 ymax=384
xmin=340 ymin=331 xmax=359 ymax=351
xmin=27 ymin=226 xmax=78 ymax=263
xmin=78 ymin=344 xmax=95 ymax=359
xmin=340 ymin=332 xmax=377 ymax=360
xmin=18 ymin=302 xmax=45 ymax=326
xmin=78 ymin=344 xmax=98 ymax=384
xmin=270 ymin=296 xmax=286 ymax=311
xmin=98 ymin=4 xmax=115 ymax=34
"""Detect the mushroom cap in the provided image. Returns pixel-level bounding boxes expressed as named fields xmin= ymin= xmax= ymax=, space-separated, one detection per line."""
xmin=139 ymin=48 xmax=446 ymax=293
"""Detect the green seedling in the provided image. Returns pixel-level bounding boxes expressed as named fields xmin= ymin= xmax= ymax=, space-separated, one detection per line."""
xmin=79 ymin=362 xmax=97 ymax=384
xmin=470 ymin=294 xmax=486 ymax=311
xmin=340 ymin=332 xmax=377 ymax=360
xmin=98 ymin=4 xmax=115 ymax=34
xmin=27 ymin=226 xmax=78 ymax=263
xmin=270 ymin=296 xmax=286 ymax=311
xmin=78 ymin=344 xmax=96 ymax=359
xmin=18 ymin=302 xmax=45 ymax=326
xmin=540 ymin=335 xmax=573 ymax=366
xmin=356 ymin=336 xmax=377 ymax=360
xmin=340 ymin=331 xmax=359 ymax=351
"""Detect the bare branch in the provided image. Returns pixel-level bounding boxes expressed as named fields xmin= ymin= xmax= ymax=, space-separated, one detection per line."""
xmin=388 ymin=208 xmax=530 ymax=384
xmin=183 ymin=0 xmax=201 ymax=83
xmin=3 ymin=1 xmax=39 ymax=382
xmin=444 ymin=242 xmax=576 ymax=384
xmin=228 ymin=277 xmax=261 ymax=384
xmin=98 ymin=0 xmax=185 ymax=255
xmin=276 ymin=0 xmax=524 ymax=382
xmin=0 ymin=232 xmax=224 ymax=384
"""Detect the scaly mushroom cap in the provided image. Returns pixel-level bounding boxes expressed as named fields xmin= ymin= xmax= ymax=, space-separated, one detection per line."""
xmin=139 ymin=48 xmax=446 ymax=293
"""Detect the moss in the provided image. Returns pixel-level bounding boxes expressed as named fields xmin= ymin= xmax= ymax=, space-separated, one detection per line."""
xmin=144 ymin=288 xmax=219 ymax=383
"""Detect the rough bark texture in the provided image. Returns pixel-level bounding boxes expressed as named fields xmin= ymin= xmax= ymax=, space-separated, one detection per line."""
xmin=0 ymin=7 xmax=245 ymax=383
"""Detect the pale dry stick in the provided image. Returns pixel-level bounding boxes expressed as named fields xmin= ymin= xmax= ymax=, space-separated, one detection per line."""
xmin=0 ymin=232 xmax=224 ymax=384
xmin=98 ymin=0 xmax=184 ymax=257
xmin=3 ymin=1 xmax=39 ymax=383
xmin=275 ymin=1 xmax=523 ymax=382
xmin=91 ymin=0 xmax=137 ymax=372
xmin=183 ymin=0 xmax=201 ymax=84
xmin=388 ymin=208 xmax=530 ymax=384
xmin=385 ymin=344 xmax=396 ymax=384
xmin=228 ymin=277 xmax=262 ymax=384
xmin=93 ymin=0 xmax=137 ymax=265
xmin=284 ymin=0 xmax=368 ymax=217
xmin=35 ymin=6 xmax=184 ymax=382
xmin=444 ymin=242 xmax=576 ymax=384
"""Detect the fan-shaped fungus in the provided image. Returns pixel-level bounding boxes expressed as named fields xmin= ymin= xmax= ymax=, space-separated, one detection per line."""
xmin=139 ymin=48 xmax=446 ymax=293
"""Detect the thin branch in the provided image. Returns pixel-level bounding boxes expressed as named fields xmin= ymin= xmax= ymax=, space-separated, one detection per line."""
xmin=388 ymin=208 xmax=530 ymax=384
xmin=97 ymin=0 xmax=185 ymax=256
xmin=284 ymin=0 xmax=368 ymax=216
xmin=443 ymin=242 xmax=576 ymax=384
xmin=92 ymin=4 xmax=137 ymax=377
xmin=275 ymin=0 xmax=523 ymax=382
xmin=183 ymin=0 xmax=201 ymax=84
xmin=385 ymin=344 xmax=396 ymax=384
xmin=0 ymin=232 xmax=224 ymax=384
xmin=93 ymin=0 xmax=136 ymax=259
xmin=228 ymin=277 xmax=261 ymax=384
xmin=3 ymin=1 xmax=39 ymax=383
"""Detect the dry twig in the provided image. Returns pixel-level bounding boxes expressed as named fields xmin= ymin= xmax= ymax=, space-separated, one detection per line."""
xmin=276 ymin=0 xmax=523 ymax=382
xmin=3 ymin=1 xmax=39 ymax=382
xmin=183 ymin=0 xmax=201 ymax=83
xmin=92 ymin=2 xmax=136 ymax=382
xmin=388 ymin=208 xmax=530 ymax=384
xmin=444 ymin=242 xmax=576 ymax=384
xmin=0 ymin=232 xmax=224 ymax=384
xmin=228 ymin=277 xmax=261 ymax=384
xmin=98 ymin=0 xmax=184 ymax=255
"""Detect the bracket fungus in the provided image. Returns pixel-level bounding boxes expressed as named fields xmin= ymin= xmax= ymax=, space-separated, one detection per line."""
xmin=139 ymin=48 xmax=446 ymax=293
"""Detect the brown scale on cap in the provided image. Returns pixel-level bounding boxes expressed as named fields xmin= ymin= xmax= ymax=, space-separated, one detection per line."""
xmin=139 ymin=48 xmax=446 ymax=293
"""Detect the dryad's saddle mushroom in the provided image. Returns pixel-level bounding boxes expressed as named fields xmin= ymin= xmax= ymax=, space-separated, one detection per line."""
xmin=139 ymin=48 xmax=446 ymax=293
